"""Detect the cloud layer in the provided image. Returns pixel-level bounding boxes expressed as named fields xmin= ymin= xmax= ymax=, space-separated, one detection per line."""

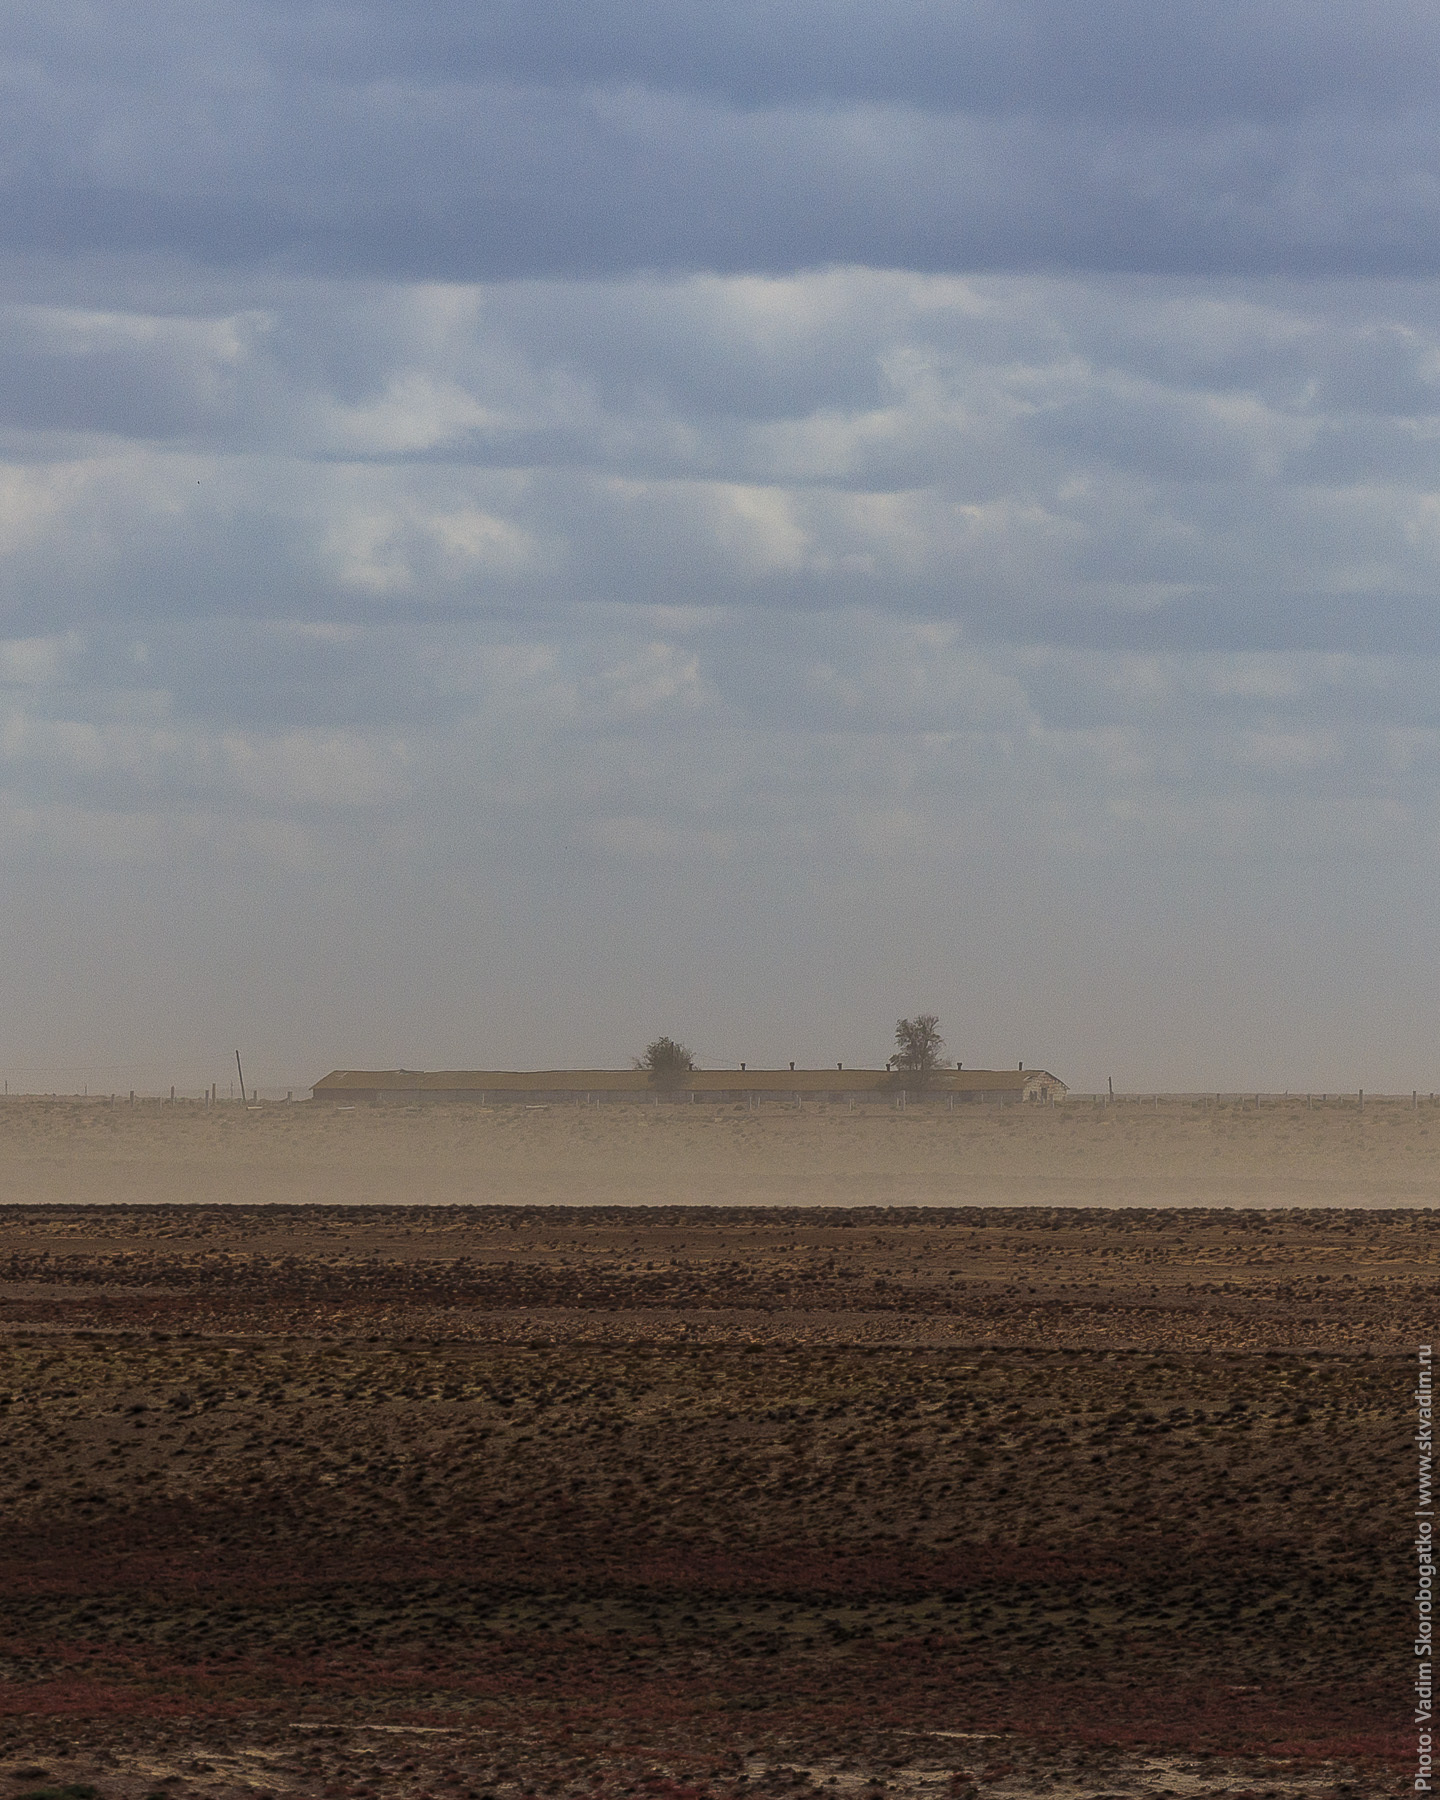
xmin=0 ymin=266 xmax=1439 ymax=1088
xmin=8 ymin=1 xmax=1440 ymax=277
xmin=11 ymin=270 xmax=1440 ymax=632
xmin=3 ymin=4 xmax=1440 ymax=1092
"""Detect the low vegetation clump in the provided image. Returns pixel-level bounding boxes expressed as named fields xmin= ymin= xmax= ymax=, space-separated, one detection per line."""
xmin=635 ymin=1035 xmax=698 ymax=1086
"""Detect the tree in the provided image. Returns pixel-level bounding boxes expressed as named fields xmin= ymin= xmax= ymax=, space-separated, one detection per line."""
xmin=891 ymin=1014 xmax=949 ymax=1086
xmin=634 ymin=1035 xmax=696 ymax=1088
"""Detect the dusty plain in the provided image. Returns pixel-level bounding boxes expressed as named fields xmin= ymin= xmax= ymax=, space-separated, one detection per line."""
xmin=0 ymin=1096 xmax=1434 ymax=1800
xmin=5 ymin=1091 xmax=1440 ymax=1210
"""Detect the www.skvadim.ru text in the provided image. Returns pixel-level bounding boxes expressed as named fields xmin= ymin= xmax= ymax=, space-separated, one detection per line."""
xmin=1419 ymin=1346 xmax=1434 ymax=1792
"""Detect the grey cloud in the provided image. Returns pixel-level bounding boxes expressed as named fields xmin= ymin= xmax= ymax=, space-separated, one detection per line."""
xmin=9 ymin=606 xmax=1437 ymax=910
xmin=3 ymin=590 xmax=1439 ymax=1089
xmin=1282 ymin=417 xmax=1440 ymax=485
xmin=0 ymin=100 xmax=1431 ymax=279
xmin=16 ymin=0 xmax=1440 ymax=120
xmin=7 ymin=5 xmax=1440 ymax=278
xmin=416 ymin=0 xmax=1439 ymax=120
xmin=1 ymin=267 xmax=1440 ymax=1088
xmin=1020 ymin=388 xmax=1276 ymax=482
xmin=4 ymin=272 xmax=1440 ymax=656
xmin=9 ymin=4 xmax=1440 ymax=1091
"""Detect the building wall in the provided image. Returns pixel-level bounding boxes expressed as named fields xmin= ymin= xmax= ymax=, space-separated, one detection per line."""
xmin=321 ymin=1086 xmax=1053 ymax=1107
xmin=312 ymin=1068 xmax=1068 ymax=1106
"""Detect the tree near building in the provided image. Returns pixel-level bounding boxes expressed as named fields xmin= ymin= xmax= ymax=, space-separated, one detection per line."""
xmin=634 ymin=1035 xmax=696 ymax=1088
xmin=890 ymin=1014 xmax=949 ymax=1086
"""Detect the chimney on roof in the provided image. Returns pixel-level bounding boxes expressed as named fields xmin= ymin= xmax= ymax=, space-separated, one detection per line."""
xmin=740 ymin=1062 xmax=746 ymax=1070
xmin=1019 ymin=1062 xmax=1023 ymax=1071
xmin=837 ymin=1063 xmax=842 ymax=1071
xmin=790 ymin=1062 xmax=795 ymax=1071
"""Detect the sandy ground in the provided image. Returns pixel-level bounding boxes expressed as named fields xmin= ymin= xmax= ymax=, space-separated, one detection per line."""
xmin=0 ymin=1102 xmax=1429 ymax=1800
xmin=2 ymin=1093 xmax=1440 ymax=1208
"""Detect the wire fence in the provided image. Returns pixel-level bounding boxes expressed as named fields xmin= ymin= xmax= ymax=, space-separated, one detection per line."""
xmin=1073 ymin=1090 xmax=1437 ymax=1109
xmin=0 ymin=1081 xmax=315 ymax=1103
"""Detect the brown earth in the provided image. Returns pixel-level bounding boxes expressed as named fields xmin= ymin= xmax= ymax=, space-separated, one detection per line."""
xmin=0 ymin=1098 xmax=1433 ymax=1800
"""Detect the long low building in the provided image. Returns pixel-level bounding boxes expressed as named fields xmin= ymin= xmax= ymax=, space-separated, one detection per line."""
xmin=311 ymin=1066 xmax=1067 ymax=1105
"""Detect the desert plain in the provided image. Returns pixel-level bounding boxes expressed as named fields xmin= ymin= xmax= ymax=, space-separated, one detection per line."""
xmin=0 ymin=1095 xmax=1434 ymax=1800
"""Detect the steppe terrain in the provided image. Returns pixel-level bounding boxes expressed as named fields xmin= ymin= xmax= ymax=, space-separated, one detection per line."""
xmin=0 ymin=1098 xmax=1431 ymax=1800
xmin=3 ymin=1090 xmax=1440 ymax=1209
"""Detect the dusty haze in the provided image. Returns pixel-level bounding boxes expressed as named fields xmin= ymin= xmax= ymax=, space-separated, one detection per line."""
xmin=2 ymin=1093 xmax=1439 ymax=1209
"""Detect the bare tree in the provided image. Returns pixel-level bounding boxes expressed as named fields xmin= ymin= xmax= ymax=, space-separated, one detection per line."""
xmin=891 ymin=1014 xmax=949 ymax=1086
xmin=634 ymin=1035 xmax=696 ymax=1088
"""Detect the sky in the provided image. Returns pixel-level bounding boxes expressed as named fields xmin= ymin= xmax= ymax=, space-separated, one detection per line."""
xmin=5 ymin=1 xmax=1440 ymax=1094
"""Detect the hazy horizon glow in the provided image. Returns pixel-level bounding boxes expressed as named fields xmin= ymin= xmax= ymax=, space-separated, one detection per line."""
xmin=3 ymin=3 xmax=1440 ymax=1095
